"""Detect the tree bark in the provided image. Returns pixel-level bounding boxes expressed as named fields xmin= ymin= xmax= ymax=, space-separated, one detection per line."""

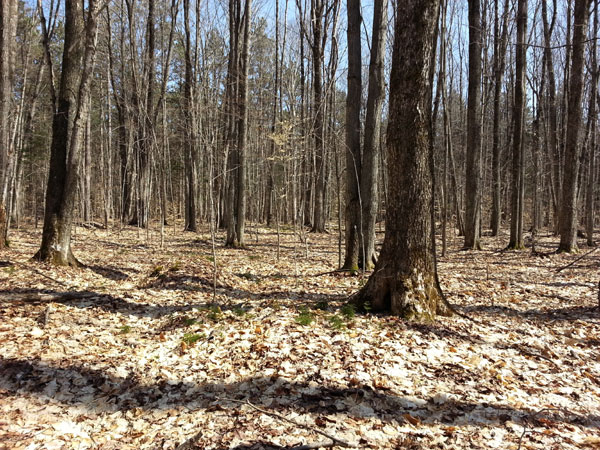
xmin=360 ymin=0 xmax=387 ymax=269
xmin=559 ymin=0 xmax=591 ymax=252
xmin=508 ymin=0 xmax=527 ymax=250
xmin=351 ymin=0 xmax=447 ymax=320
xmin=342 ymin=0 xmax=361 ymax=271
xmin=464 ymin=0 xmax=482 ymax=250
xmin=34 ymin=0 xmax=100 ymax=266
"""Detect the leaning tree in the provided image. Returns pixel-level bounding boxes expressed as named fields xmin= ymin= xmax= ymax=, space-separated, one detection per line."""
xmin=351 ymin=0 xmax=449 ymax=320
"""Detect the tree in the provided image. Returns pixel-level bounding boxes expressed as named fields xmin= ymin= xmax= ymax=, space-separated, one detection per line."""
xmin=0 ymin=0 xmax=18 ymax=248
xmin=490 ymin=0 xmax=509 ymax=236
xmin=183 ymin=0 xmax=199 ymax=232
xmin=225 ymin=0 xmax=251 ymax=247
xmin=34 ymin=0 xmax=101 ymax=265
xmin=351 ymin=0 xmax=448 ymax=320
xmin=464 ymin=0 xmax=482 ymax=250
xmin=359 ymin=0 xmax=387 ymax=269
xmin=508 ymin=0 xmax=527 ymax=250
xmin=342 ymin=0 xmax=361 ymax=271
xmin=559 ymin=0 xmax=592 ymax=252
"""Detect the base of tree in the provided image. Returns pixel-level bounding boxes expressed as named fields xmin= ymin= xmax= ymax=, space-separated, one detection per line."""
xmin=505 ymin=242 xmax=525 ymax=251
xmin=350 ymin=267 xmax=450 ymax=321
xmin=309 ymin=226 xmax=328 ymax=234
xmin=33 ymin=247 xmax=81 ymax=267
xmin=557 ymin=244 xmax=578 ymax=254
xmin=0 ymin=203 xmax=7 ymax=250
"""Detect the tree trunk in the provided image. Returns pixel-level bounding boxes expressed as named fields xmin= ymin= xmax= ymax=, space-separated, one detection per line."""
xmin=360 ymin=0 xmax=387 ymax=269
xmin=559 ymin=0 xmax=591 ymax=252
xmin=0 ymin=0 xmax=18 ymax=247
xmin=464 ymin=0 xmax=482 ymax=250
xmin=342 ymin=0 xmax=361 ymax=271
xmin=34 ymin=0 xmax=100 ymax=266
xmin=490 ymin=0 xmax=509 ymax=236
xmin=183 ymin=0 xmax=198 ymax=232
xmin=508 ymin=0 xmax=527 ymax=250
xmin=352 ymin=0 xmax=448 ymax=320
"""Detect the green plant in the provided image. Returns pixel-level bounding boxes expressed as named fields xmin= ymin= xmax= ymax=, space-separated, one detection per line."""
xmin=183 ymin=316 xmax=197 ymax=326
xmin=314 ymin=300 xmax=329 ymax=311
xmin=150 ymin=265 xmax=164 ymax=277
xmin=341 ymin=303 xmax=356 ymax=320
xmin=182 ymin=333 xmax=203 ymax=346
xmin=169 ymin=261 xmax=182 ymax=272
xmin=207 ymin=306 xmax=223 ymax=322
xmin=328 ymin=315 xmax=345 ymax=330
xmin=295 ymin=307 xmax=314 ymax=326
xmin=118 ymin=325 xmax=132 ymax=334
xmin=233 ymin=307 xmax=248 ymax=317
xmin=247 ymin=254 xmax=261 ymax=261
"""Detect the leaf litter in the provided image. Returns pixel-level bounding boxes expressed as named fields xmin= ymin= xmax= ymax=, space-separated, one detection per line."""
xmin=0 ymin=225 xmax=599 ymax=449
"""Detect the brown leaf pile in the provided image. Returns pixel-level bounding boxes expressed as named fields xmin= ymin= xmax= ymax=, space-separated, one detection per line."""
xmin=0 ymin=224 xmax=599 ymax=449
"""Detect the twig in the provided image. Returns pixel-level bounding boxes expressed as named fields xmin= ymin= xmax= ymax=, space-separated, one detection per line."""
xmin=290 ymin=441 xmax=340 ymax=450
xmin=516 ymin=407 xmax=563 ymax=450
xmin=10 ymin=261 xmax=70 ymax=288
xmin=220 ymin=398 xmax=357 ymax=448
xmin=556 ymin=246 xmax=600 ymax=273
xmin=174 ymin=430 xmax=203 ymax=450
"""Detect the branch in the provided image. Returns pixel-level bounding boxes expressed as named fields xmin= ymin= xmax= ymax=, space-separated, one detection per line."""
xmin=220 ymin=398 xmax=358 ymax=448
xmin=555 ymin=246 xmax=600 ymax=273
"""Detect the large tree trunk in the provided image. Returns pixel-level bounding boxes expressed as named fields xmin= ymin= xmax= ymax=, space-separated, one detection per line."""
xmin=34 ymin=0 xmax=100 ymax=266
xmin=352 ymin=0 xmax=448 ymax=320
xmin=585 ymin=4 xmax=598 ymax=247
xmin=342 ymin=0 xmax=361 ymax=271
xmin=360 ymin=0 xmax=387 ymax=269
xmin=508 ymin=0 xmax=527 ymax=250
xmin=464 ymin=0 xmax=482 ymax=250
xmin=559 ymin=0 xmax=591 ymax=252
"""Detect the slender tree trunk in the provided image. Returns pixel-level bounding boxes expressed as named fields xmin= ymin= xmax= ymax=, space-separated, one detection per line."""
xmin=342 ymin=0 xmax=361 ymax=271
xmin=508 ymin=0 xmax=527 ymax=250
xmin=360 ymin=0 xmax=387 ymax=269
xmin=464 ymin=0 xmax=482 ymax=249
xmin=490 ymin=0 xmax=509 ymax=236
xmin=559 ymin=0 xmax=591 ymax=252
xmin=586 ymin=4 xmax=598 ymax=247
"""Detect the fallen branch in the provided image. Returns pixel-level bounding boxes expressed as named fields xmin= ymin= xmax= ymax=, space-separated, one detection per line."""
xmin=0 ymin=290 xmax=98 ymax=303
xmin=220 ymin=398 xmax=358 ymax=448
xmin=11 ymin=261 xmax=70 ymax=288
xmin=290 ymin=441 xmax=340 ymax=450
xmin=555 ymin=246 xmax=600 ymax=273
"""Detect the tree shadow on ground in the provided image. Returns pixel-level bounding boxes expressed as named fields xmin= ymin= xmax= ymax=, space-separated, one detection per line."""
xmin=462 ymin=304 xmax=599 ymax=322
xmin=85 ymin=264 xmax=131 ymax=281
xmin=1 ymin=357 xmax=598 ymax=433
xmin=0 ymin=287 xmax=345 ymax=319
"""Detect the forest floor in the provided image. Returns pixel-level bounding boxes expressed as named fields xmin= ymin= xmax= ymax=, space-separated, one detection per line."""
xmin=0 ymin=222 xmax=599 ymax=450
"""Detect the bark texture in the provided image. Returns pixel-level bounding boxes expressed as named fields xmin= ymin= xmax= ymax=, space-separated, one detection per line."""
xmin=559 ymin=0 xmax=591 ymax=252
xmin=352 ymin=0 xmax=445 ymax=320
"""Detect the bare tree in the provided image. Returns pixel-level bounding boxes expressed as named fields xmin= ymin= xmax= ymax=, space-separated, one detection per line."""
xmin=34 ymin=0 xmax=101 ymax=265
xmin=351 ymin=0 xmax=448 ymax=320
xmin=559 ymin=0 xmax=592 ymax=252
